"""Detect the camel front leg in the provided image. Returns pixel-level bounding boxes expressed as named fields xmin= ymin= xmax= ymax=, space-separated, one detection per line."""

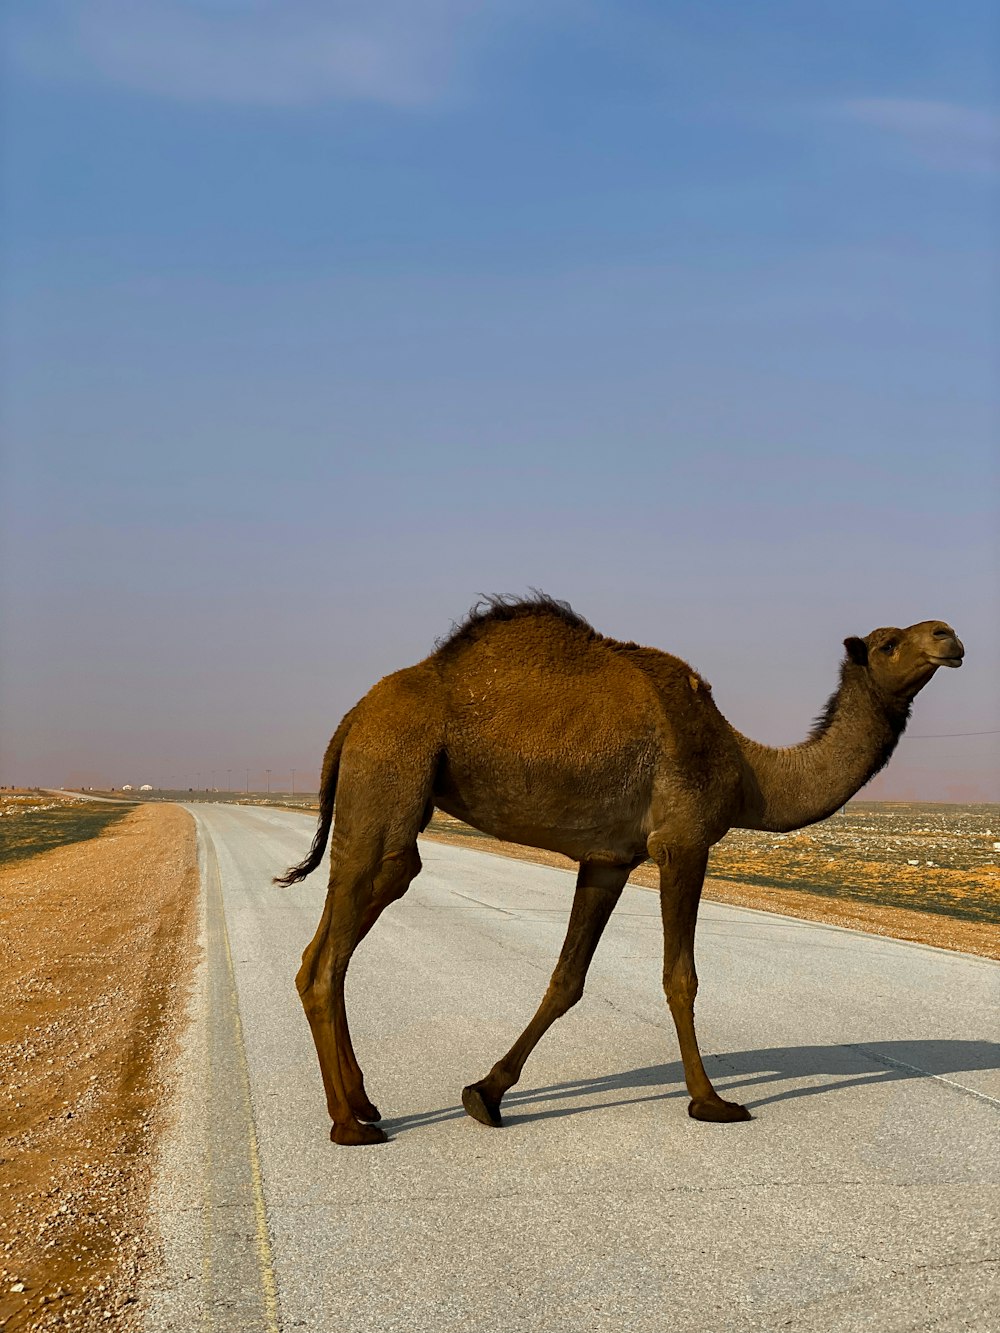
xmin=462 ymin=861 xmax=629 ymax=1128
xmin=654 ymin=838 xmax=751 ymax=1123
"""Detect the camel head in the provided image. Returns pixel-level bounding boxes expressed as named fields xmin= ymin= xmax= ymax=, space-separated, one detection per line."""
xmin=844 ymin=620 xmax=964 ymax=701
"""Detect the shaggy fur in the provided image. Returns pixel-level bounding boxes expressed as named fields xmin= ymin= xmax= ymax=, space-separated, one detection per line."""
xmin=434 ymin=591 xmax=596 ymax=656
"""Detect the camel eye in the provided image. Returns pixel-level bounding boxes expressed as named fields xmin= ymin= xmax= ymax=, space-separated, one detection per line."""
xmin=880 ymin=641 xmax=896 ymax=654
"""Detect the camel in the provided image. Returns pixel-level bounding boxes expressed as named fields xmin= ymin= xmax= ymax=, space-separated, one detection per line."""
xmin=276 ymin=595 xmax=964 ymax=1145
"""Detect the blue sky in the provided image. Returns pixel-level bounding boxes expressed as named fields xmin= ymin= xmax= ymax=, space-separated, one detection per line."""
xmin=2 ymin=1 xmax=997 ymax=798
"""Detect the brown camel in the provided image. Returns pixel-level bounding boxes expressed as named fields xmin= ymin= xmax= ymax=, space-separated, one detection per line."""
xmin=277 ymin=595 xmax=964 ymax=1146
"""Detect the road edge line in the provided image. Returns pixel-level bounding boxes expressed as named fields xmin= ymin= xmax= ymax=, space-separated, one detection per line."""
xmin=201 ymin=826 xmax=282 ymax=1333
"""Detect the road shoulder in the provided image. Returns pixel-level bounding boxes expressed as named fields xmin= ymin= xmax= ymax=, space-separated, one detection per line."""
xmin=0 ymin=804 xmax=200 ymax=1332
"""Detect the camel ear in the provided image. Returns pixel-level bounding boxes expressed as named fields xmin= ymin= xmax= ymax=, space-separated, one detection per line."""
xmin=844 ymin=636 xmax=868 ymax=666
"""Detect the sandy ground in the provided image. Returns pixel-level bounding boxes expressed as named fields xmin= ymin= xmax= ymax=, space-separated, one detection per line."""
xmin=421 ymin=824 xmax=1000 ymax=961
xmin=0 ymin=804 xmax=199 ymax=1333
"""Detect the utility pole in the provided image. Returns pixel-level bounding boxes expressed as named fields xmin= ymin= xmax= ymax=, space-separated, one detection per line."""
xmin=227 ymin=768 xmax=232 ymax=793
xmin=245 ymin=768 xmax=249 ymax=794
xmin=265 ymin=768 xmax=271 ymax=795
xmin=291 ymin=768 xmax=296 ymax=796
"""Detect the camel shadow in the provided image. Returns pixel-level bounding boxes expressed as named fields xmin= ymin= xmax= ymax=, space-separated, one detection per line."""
xmin=381 ymin=1038 xmax=1000 ymax=1135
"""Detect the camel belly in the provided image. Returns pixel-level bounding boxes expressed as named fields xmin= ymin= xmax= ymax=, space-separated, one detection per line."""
xmin=432 ymin=742 xmax=653 ymax=864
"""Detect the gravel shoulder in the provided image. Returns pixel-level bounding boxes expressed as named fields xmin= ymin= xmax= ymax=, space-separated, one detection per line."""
xmin=0 ymin=804 xmax=200 ymax=1332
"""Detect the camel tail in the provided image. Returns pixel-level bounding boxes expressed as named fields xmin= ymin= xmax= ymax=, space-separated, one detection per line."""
xmin=273 ymin=709 xmax=355 ymax=887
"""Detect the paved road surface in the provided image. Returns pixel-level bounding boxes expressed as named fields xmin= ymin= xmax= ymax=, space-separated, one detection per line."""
xmin=144 ymin=804 xmax=999 ymax=1333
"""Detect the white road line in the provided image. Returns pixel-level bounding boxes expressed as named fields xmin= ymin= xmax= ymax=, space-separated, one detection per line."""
xmin=845 ymin=1043 xmax=1000 ymax=1110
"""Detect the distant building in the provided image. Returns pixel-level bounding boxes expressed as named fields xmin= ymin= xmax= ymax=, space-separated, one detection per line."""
xmin=140 ymin=784 xmax=153 ymax=792
xmin=121 ymin=784 xmax=133 ymax=791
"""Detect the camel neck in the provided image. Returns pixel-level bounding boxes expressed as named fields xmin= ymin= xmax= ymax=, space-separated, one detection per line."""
xmin=732 ymin=666 xmax=910 ymax=833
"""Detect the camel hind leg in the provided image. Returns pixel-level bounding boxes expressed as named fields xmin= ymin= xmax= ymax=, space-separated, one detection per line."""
xmin=333 ymin=845 xmax=423 ymax=1122
xmin=297 ymin=841 xmax=423 ymax=1144
xmin=296 ymin=845 xmax=384 ymax=1145
xmin=332 ymin=803 xmax=434 ymax=1122
xmin=297 ymin=673 xmax=441 ymax=1144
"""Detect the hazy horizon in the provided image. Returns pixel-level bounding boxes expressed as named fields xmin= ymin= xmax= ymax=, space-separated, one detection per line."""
xmin=2 ymin=2 xmax=998 ymax=801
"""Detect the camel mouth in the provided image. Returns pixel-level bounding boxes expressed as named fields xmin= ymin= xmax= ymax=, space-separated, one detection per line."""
xmin=929 ymin=654 xmax=963 ymax=668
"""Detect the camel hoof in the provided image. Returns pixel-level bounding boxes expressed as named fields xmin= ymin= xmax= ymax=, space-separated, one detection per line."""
xmin=330 ymin=1119 xmax=388 ymax=1146
xmin=688 ymin=1097 xmax=753 ymax=1124
xmin=462 ymin=1084 xmax=503 ymax=1128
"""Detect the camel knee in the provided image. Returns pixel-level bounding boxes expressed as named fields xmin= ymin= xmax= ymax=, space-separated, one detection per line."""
xmin=297 ymin=941 xmax=351 ymax=1008
xmin=664 ymin=966 xmax=698 ymax=1011
xmin=297 ymin=964 xmax=332 ymax=1012
xmin=548 ymin=972 xmax=585 ymax=1017
xmin=296 ymin=935 xmax=328 ymax=1001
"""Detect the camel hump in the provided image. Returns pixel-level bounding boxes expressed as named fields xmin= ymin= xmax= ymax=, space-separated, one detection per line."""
xmin=432 ymin=593 xmax=597 ymax=664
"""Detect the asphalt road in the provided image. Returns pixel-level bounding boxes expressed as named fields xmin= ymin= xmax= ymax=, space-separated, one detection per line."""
xmin=144 ymin=804 xmax=1000 ymax=1333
